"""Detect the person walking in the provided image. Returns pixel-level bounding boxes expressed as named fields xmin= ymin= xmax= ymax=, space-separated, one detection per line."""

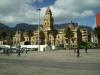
xmin=6 ymin=48 xmax=9 ymax=56
xmin=25 ymin=48 xmax=28 ymax=54
xmin=74 ymin=48 xmax=76 ymax=53
xmin=17 ymin=45 xmax=21 ymax=56
xmin=77 ymin=47 xmax=80 ymax=57
xmin=85 ymin=45 xmax=87 ymax=53
xmin=17 ymin=48 xmax=20 ymax=56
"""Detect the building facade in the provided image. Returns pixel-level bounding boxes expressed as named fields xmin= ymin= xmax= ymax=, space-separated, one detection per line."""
xmin=91 ymin=33 xmax=99 ymax=47
xmin=33 ymin=7 xmax=56 ymax=46
xmin=96 ymin=13 xmax=100 ymax=27
xmin=13 ymin=31 xmax=22 ymax=46
xmin=12 ymin=7 xmax=92 ymax=49
xmin=80 ymin=28 xmax=89 ymax=42
xmin=13 ymin=31 xmax=30 ymax=46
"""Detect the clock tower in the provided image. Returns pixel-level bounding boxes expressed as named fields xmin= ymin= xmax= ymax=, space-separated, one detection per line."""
xmin=43 ymin=7 xmax=54 ymax=31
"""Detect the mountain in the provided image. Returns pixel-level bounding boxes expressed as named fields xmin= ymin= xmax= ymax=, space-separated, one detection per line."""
xmin=0 ymin=23 xmax=12 ymax=36
xmin=0 ymin=23 xmax=11 ymax=31
xmin=0 ymin=23 xmax=93 ymax=32
xmin=54 ymin=23 xmax=66 ymax=29
xmin=13 ymin=23 xmax=38 ymax=31
xmin=79 ymin=25 xmax=93 ymax=32
xmin=55 ymin=23 xmax=93 ymax=32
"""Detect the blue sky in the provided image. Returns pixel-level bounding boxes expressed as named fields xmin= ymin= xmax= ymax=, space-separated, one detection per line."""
xmin=32 ymin=0 xmax=55 ymax=8
xmin=0 ymin=0 xmax=100 ymax=28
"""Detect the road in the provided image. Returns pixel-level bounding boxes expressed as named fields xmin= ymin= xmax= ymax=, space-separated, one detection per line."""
xmin=0 ymin=58 xmax=100 ymax=71
xmin=0 ymin=49 xmax=100 ymax=75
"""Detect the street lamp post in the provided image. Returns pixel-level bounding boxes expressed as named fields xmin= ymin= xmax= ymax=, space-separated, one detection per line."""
xmin=37 ymin=8 xmax=41 ymax=51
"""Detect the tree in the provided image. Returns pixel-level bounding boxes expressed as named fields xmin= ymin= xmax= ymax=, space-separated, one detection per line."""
xmin=7 ymin=31 xmax=14 ymax=46
xmin=94 ymin=27 xmax=100 ymax=47
xmin=27 ymin=30 xmax=33 ymax=37
xmin=65 ymin=27 xmax=74 ymax=50
xmin=0 ymin=31 xmax=7 ymax=40
xmin=51 ymin=29 xmax=58 ymax=46
xmin=39 ymin=30 xmax=45 ymax=45
xmin=47 ymin=31 xmax=51 ymax=45
xmin=0 ymin=31 xmax=8 ymax=44
xmin=76 ymin=28 xmax=81 ymax=57
xmin=21 ymin=31 xmax=25 ymax=42
xmin=0 ymin=34 xmax=2 ymax=40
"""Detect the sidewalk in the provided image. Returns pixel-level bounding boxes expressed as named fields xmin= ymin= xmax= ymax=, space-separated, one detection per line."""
xmin=0 ymin=49 xmax=100 ymax=75
xmin=0 ymin=49 xmax=100 ymax=63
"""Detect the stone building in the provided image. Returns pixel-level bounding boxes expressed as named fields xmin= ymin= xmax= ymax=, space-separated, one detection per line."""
xmin=33 ymin=7 xmax=56 ymax=46
xmin=12 ymin=7 xmax=91 ymax=49
xmin=13 ymin=31 xmax=22 ymax=46
xmin=80 ymin=28 xmax=89 ymax=42
xmin=23 ymin=31 xmax=30 ymax=42
xmin=91 ymin=33 xmax=99 ymax=47
xmin=33 ymin=8 xmax=82 ymax=48
xmin=0 ymin=41 xmax=3 ymax=45
xmin=13 ymin=31 xmax=30 ymax=46
xmin=64 ymin=23 xmax=80 ymax=49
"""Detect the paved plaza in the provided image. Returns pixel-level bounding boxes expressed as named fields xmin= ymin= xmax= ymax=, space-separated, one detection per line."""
xmin=0 ymin=49 xmax=100 ymax=75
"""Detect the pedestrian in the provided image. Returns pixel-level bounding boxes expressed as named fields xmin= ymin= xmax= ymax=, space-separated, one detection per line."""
xmin=17 ymin=45 xmax=21 ymax=56
xmin=25 ymin=48 xmax=28 ymax=54
xmin=18 ymin=46 xmax=20 ymax=56
xmin=74 ymin=48 xmax=76 ymax=53
xmin=77 ymin=47 xmax=80 ymax=57
xmin=6 ymin=48 xmax=9 ymax=56
xmin=85 ymin=46 xmax=87 ymax=53
xmin=17 ymin=49 xmax=20 ymax=56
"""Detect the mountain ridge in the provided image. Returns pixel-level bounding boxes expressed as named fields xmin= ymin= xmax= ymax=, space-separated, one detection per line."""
xmin=0 ymin=23 xmax=93 ymax=33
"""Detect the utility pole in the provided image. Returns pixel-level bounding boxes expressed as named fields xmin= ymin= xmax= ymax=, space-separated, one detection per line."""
xmin=37 ymin=8 xmax=41 ymax=51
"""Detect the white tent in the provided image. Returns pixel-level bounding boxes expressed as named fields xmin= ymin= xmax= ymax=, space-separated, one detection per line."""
xmin=21 ymin=45 xmax=48 ymax=52
xmin=0 ymin=45 xmax=10 ymax=48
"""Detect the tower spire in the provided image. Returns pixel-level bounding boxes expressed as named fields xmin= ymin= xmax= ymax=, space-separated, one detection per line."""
xmin=43 ymin=7 xmax=54 ymax=31
xmin=45 ymin=7 xmax=52 ymax=15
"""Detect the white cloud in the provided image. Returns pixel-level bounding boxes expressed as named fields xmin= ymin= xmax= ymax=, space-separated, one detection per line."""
xmin=50 ymin=0 xmax=99 ymax=23
xmin=0 ymin=0 xmax=99 ymax=25
xmin=0 ymin=0 xmax=24 ymax=15
xmin=81 ymin=10 xmax=94 ymax=18
xmin=0 ymin=0 xmax=40 ymax=24
xmin=92 ymin=18 xmax=96 ymax=28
